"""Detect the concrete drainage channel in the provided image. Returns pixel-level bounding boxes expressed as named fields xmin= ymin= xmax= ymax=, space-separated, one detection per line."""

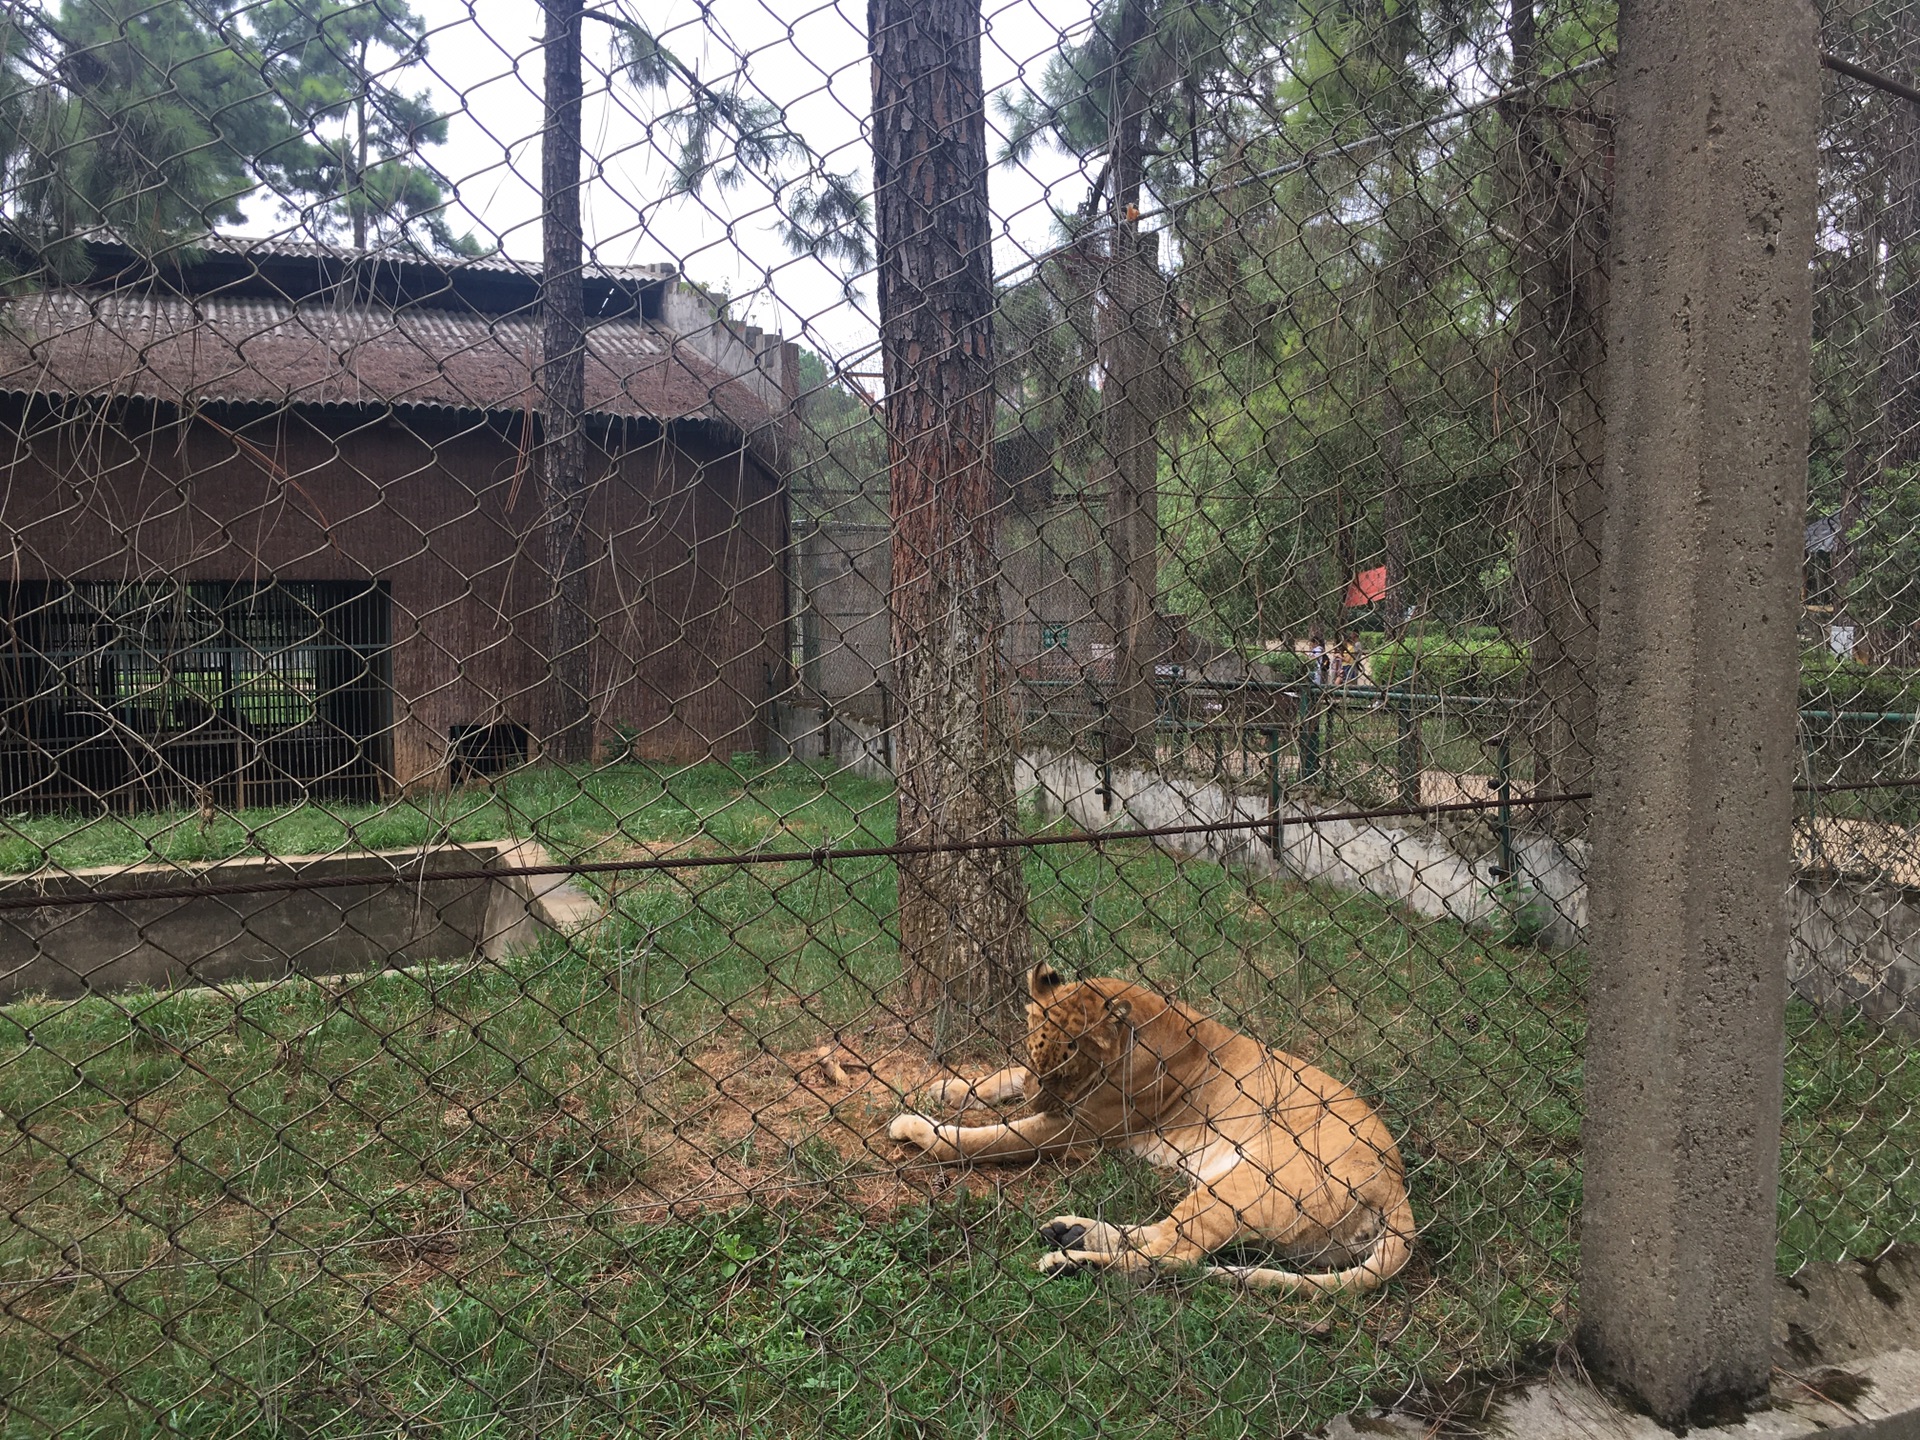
xmin=0 ymin=840 xmax=601 ymax=1001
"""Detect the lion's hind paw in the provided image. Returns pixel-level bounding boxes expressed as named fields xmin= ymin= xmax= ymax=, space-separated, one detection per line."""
xmin=921 ymin=1078 xmax=976 ymax=1109
xmin=887 ymin=1114 xmax=939 ymax=1150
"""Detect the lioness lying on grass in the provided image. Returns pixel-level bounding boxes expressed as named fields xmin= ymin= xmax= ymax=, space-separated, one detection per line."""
xmin=888 ymin=964 xmax=1414 ymax=1292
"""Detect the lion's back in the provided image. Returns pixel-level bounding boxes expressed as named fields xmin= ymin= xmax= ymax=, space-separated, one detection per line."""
xmin=1105 ymin=989 xmax=1403 ymax=1178
xmin=1187 ymin=1037 xmax=1404 ymax=1179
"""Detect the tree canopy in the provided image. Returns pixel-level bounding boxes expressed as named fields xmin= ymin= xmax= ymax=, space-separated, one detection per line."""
xmin=0 ymin=0 xmax=472 ymax=257
xmin=252 ymin=0 xmax=476 ymax=253
xmin=993 ymin=0 xmax=1621 ymax=647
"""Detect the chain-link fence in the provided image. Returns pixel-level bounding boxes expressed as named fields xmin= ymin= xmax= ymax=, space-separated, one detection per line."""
xmin=1783 ymin=2 xmax=1920 ymax=1276
xmin=0 ymin=0 xmax=1907 ymax=1435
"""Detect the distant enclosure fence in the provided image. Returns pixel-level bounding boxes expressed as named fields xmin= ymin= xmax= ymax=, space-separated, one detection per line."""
xmin=0 ymin=1 xmax=1911 ymax=1438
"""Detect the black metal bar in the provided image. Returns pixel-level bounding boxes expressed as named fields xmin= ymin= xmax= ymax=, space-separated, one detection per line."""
xmin=3 ymin=757 xmax=1912 ymax=917
xmin=1396 ymin=699 xmax=1420 ymax=810
xmin=1495 ymin=733 xmax=1514 ymax=881
xmin=0 ymin=788 xmax=1598 ymax=913
xmin=1300 ymin=681 xmax=1321 ymax=782
xmin=1821 ymin=50 xmax=1920 ymax=110
xmin=1096 ymin=695 xmax=1114 ymax=813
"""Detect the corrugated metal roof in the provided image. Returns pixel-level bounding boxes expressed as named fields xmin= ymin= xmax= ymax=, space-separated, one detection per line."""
xmin=69 ymin=227 xmax=680 ymax=284
xmin=0 ymin=289 xmax=775 ymax=436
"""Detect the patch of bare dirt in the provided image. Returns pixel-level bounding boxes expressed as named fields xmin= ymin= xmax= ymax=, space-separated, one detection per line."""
xmin=364 ymin=1231 xmax=464 ymax=1291
xmin=580 ymin=1030 xmax=1081 ymax=1226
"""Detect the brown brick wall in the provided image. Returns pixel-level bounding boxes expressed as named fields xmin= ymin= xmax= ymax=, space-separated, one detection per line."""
xmin=0 ymin=399 xmax=787 ymax=786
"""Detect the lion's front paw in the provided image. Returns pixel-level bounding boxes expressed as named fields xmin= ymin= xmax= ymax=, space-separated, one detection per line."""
xmin=887 ymin=1113 xmax=939 ymax=1150
xmin=1038 ymin=1215 xmax=1128 ymax=1252
xmin=1036 ymin=1249 xmax=1088 ymax=1278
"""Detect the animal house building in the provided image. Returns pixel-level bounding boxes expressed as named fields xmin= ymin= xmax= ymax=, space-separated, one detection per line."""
xmin=0 ymin=234 xmax=796 ymax=808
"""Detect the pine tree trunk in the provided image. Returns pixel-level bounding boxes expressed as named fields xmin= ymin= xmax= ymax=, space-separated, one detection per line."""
xmin=1876 ymin=94 xmax=1920 ymax=571
xmin=1099 ymin=0 xmax=1163 ymax=760
xmin=1381 ymin=379 xmax=1409 ymax=636
xmin=1503 ymin=0 xmax=1609 ymax=830
xmin=352 ymin=41 xmax=370 ymax=252
xmin=869 ymin=0 xmax=1032 ymax=1048
xmin=1833 ymin=38 xmax=1920 ymax=654
xmin=540 ymin=0 xmax=593 ymax=764
xmin=1829 ymin=440 xmax=1867 ymax=635
xmin=1375 ymin=180 xmax=1412 ymax=640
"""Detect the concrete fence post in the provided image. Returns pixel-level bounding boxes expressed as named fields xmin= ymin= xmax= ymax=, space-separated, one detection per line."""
xmin=1579 ymin=0 xmax=1821 ymax=1424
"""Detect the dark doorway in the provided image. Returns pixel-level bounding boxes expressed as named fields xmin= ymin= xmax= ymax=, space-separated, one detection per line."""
xmin=448 ymin=723 xmax=528 ymax=785
xmin=0 ymin=580 xmax=392 ymax=811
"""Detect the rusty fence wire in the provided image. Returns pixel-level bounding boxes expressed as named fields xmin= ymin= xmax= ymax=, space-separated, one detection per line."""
xmin=0 ymin=0 xmax=1910 ymax=1436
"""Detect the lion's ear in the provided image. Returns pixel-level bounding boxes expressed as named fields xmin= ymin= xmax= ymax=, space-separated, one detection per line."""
xmin=1089 ymin=998 xmax=1132 ymax=1054
xmin=1028 ymin=963 xmax=1063 ymax=1000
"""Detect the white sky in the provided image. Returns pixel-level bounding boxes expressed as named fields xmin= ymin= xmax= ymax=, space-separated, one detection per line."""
xmin=359 ymin=0 xmax=1103 ymax=370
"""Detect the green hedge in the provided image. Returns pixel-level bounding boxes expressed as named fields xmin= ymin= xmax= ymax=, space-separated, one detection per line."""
xmin=1370 ymin=642 xmax=1920 ymax=712
xmin=1248 ymin=637 xmax=1920 ymax=713
xmin=1798 ymin=656 xmax=1920 ymax=715
xmin=1367 ymin=636 xmax=1529 ymax=695
xmin=1257 ymin=649 xmax=1312 ymax=684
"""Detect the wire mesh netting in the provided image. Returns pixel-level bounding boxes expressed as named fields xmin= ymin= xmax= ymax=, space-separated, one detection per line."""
xmin=1785 ymin=1 xmax=1920 ymax=1275
xmin=0 ymin=0 xmax=1909 ymax=1435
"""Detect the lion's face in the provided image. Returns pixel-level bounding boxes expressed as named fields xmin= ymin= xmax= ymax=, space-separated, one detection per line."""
xmin=1023 ymin=964 xmax=1132 ymax=1113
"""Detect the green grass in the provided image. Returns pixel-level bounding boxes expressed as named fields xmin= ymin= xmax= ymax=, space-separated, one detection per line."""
xmin=0 ymin=762 xmax=1913 ymax=1438
xmin=0 ymin=757 xmax=880 ymax=874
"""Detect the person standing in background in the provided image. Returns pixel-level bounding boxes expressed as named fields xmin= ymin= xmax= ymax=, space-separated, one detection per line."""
xmin=1334 ymin=631 xmax=1360 ymax=687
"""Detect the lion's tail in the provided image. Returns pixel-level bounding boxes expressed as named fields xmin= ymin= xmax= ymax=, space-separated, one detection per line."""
xmin=1204 ymin=1188 xmax=1416 ymax=1295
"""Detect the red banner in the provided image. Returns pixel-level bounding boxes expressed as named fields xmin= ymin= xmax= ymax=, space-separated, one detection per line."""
xmin=1345 ymin=566 xmax=1387 ymax=608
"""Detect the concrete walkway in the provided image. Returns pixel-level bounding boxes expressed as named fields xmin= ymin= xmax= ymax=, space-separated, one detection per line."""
xmin=1322 ymin=1249 xmax=1920 ymax=1440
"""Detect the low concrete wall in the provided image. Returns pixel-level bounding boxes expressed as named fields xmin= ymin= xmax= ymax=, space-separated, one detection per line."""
xmin=0 ymin=840 xmax=599 ymax=1001
xmin=768 ymin=701 xmax=895 ymax=782
xmin=1790 ymin=872 xmax=1920 ymax=1035
xmin=780 ymin=703 xmax=1589 ymax=945
xmin=1017 ymin=745 xmax=1590 ymax=947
